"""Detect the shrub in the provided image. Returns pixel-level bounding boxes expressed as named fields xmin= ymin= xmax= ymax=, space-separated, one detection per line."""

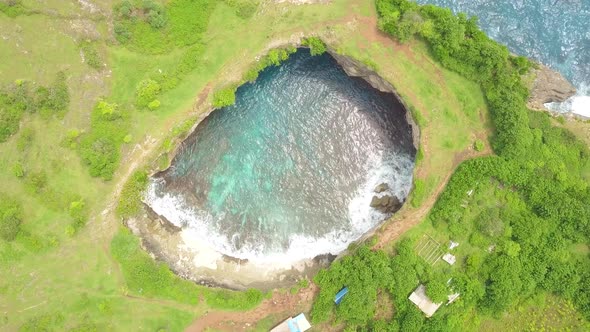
xmin=426 ymin=276 xmax=449 ymax=303
xmin=78 ymin=100 xmax=127 ymax=180
xmin=16 ymin=126 xmax=34 ymax=151
xmin=116 ymin=170 xmax=149 ymax=218
xmin=0 ymin=0 xmax=27 ymax=17
xmin=25 ymin=170 xmax=48 ymax=194
xmin=0 ymin=83 xmax=28 ymax=142
xmin=302 ymin=37 xmax=327 ymax=56
xmin=474 ymin=139 xmax=485 ymax=152
xmin=212 ymin=86 xmax=237 ymax=108
xmin=236 ymin=3 xmax=257 ymax=19
xmin=39 ymin=71 xmax=70 ymax=118
xmin=136 ymin=79 xmax=161 ymax=108
xmin=0 ymin=194 xmax=23 ymax=241
xmin=147 ymin=99 xmax=161 ymax=111
xmin=79 ymin=134 xmax=119 ymax=180
xmin=69 ymin=200 xmax=88 ymax=233
xmin=12 ymin=162 xmax=24 ymax=178
xmin=80 ymin=41 xmax=102 ymax=70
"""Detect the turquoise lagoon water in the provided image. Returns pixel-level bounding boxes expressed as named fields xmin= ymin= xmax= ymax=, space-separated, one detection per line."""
xmin=146 ymin=49 xmax=416 ymax=262
xmin=416 ymin=0 xmax=590 ymax=116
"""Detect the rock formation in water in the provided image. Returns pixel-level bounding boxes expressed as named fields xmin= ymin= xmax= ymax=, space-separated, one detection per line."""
xmin=374 ymin=183 xmax=389 ymax=193
xmin=370 ymin=194 xmax=402 ymax=213
xmin=528 ymin=63 xmax=576 ymax=110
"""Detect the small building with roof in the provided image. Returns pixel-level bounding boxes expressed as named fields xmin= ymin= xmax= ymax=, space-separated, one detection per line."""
xmin=408 ymin=284 xmax=442 ymax=317
xmin=334 ymin=286 xmax=348 ymax=305
xmin=270 ymin=313 xmax=312 ymax=332
xmin=409 ymin=284 xmax=461 ymax=317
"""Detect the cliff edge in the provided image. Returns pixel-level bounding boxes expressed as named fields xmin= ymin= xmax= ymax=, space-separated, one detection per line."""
xmin=528 ymin=63 xmax=576 ymax=110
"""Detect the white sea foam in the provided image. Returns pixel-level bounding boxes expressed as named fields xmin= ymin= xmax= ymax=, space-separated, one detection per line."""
xmin=545 ymin=83 xmax=590 ymax=118
xmin=145 ymin=150 xmax=414 ymax=265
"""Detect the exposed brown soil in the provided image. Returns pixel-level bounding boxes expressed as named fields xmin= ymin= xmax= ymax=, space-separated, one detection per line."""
xmin=186 ymin=285 xmax=318 ymax=332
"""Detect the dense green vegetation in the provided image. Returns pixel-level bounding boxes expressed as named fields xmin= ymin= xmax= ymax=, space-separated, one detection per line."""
xmin=302 ymin=36 xmax=327 ymax=56
xmin=309 ymin=0 xmax=590 ymax=330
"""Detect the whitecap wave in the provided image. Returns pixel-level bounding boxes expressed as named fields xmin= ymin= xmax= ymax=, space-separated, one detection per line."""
xmin=145 ymin=151 xmax=414 ymax=264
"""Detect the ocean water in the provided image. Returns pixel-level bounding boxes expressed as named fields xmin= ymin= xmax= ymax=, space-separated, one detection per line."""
xmin=145 ymin=49 xmax=416 ymax=263
xmin=416 ymin=0 xmax=590 ymax=117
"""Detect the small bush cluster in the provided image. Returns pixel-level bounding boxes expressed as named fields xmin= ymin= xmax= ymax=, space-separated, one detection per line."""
xmin=302 ymin=37 xmax=327 ymax=56
xmin=113 ymin=0 xmax=216 ymax=54
xmin=0 ymin=72 xmax=69 ymax=142
xmin=78 ymin=100 xmax=128 ymax=180
xmin=68 ymin=199 xmax=88 ymax=234
xmin=225 ymin=0 xmax=258 ymax=20
xmin=116 ymin=170 xmax=148 ymax=218
xmin=212 ymin=86 xmax=237 ymax=108
xmin=135 ymin=79 xmax=161 ymax=109
xmin=79 ymin=41 xmax=102 ymax=70
xmin=244 ymin=47 xmax=296 ymax=82
xmin=0 ymin=193 xmax=23 ymax=241
xmin=0 ymin=0 xmax=28 ymax=17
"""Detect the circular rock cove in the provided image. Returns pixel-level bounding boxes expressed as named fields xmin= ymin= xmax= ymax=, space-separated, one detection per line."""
xmin=144 ymin=48 xmax=417 ymax=285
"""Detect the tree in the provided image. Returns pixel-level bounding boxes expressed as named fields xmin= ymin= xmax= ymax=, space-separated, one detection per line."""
xmin=426 ymin=275 xmax=449 ymax=303
xmin=136 ymin=79 xmax=160 ymax=108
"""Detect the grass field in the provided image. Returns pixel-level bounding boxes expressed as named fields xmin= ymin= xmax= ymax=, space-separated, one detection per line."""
xmin=0 ymin=0 xmax=585 ymax=331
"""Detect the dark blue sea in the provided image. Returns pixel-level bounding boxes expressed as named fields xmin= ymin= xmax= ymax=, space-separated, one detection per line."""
xmin=417 ymin=0 xmax=590 ymax=116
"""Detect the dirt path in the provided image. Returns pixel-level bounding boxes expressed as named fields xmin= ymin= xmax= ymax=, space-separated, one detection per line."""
xmin=372 ymin=147 xmax=490 ymax=250
xmin=186 ymin=285 xmax=318 ymax=332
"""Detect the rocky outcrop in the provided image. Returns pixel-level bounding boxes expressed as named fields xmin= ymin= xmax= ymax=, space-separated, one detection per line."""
xmin=374 ymin=183 xmax=389 ymax=193
xmin=370 ymin=195 xmax=402 ymax=214
xmin=328 ymin=50 xmax=421 ymax=150
xmin=528 ymin=63 xmax=576 ymax=110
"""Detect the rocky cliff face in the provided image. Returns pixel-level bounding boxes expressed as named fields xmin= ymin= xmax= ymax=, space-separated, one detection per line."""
xmin=528 ymin=63 xmax=576 ymax=110
xmin=328 ymin=50 xmax=421 ymax=151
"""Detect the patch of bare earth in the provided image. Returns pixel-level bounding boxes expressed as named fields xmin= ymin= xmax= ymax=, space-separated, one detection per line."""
xmin=186 ymin=284 xmax=318 ymax=332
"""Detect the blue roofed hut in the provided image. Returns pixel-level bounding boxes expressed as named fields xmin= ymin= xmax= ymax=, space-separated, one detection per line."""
xmin=334 ymin=287 xmax=348 ymax=305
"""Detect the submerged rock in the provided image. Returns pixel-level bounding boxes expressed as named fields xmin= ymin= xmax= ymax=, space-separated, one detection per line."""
xmin=370 ymin=194 xmax=402 ymax=213
xmin=528 ymin=63 xmax=576 ymax=110
xmin=374 ymin=183 xmax=389 ymax=193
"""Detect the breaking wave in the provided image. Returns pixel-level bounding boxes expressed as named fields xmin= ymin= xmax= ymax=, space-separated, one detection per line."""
xmin=145 ymin=49 xmax=416 ymax=263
